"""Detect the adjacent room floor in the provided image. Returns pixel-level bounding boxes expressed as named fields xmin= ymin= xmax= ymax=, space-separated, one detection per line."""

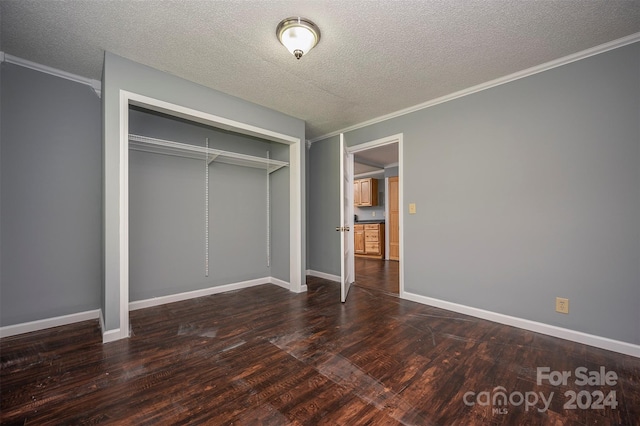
xmin=1 ymin=278 xmax=639 ymax=425
xmin=354 ymin=256 xmax=399 ymax=295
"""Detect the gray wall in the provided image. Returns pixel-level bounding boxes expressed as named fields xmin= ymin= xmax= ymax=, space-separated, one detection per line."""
xmin=103 ymin=52 xmax=305 ymax=331
xmin=309 ymin=42 xmax=640 ymax=344
xmin=307 ymin=135 xmax=341 ymax=276
xmin=0 ymin=63 xmax=102 ymax=326
xmin=129 ymin=108 xmax=281 ymax=301
xmin=385 ymin=166 xmax=399 ymax=178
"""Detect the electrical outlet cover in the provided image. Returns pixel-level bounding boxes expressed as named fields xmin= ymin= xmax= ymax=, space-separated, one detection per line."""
xmin=556 ymin=297 xmax=569 ymax=314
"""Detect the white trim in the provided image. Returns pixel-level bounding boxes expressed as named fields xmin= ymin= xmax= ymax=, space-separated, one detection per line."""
xmin=348 ymin=134 xmax=401 ymax=154
xmin=308 ymin=32 xmax=640 ymax=143
xmin=402 ymin=291 xmax=640 ymax=358
xmin=353 ymin=157 xmax=384 ymax=169
xmin=306 ymin=269 xmax=341 ymax=283
xmin=354 ymin=170 xmax=384 ymax=179
xmin=102 ymin=328 xmax=123 ymax=344
xmin=339 ymin=133 xmax=356 ymax=303
xmin=129 ymin=278 xmax=272 ymax=311
xmin=384 ymin=162 xmax=399 ymax=169
xmin=118 ymin=90 xmax=131 ymax=341
xmin=126 ymin=94 xmax=298 ymax=145
xmin=0 ymin=309 xmax=101 ymax=338
xmin=398 ymin=136 xmax=404 ymax=298
xmin=0 ymin=51 xmax=102 ymax=97
xmin=110 ymin=90 xmax=304 ymax=342
xmin=289 ymin=141 xmax=303 ymax=293
xmin=270 ymin=277 xmax=290 ymax=290
xmin=271 ymin=277 xmax=307 ymax=292
xmin=0 ymin=279 xmax=301 ymax=340
xmin=128 ymin=277 xmax=302 ymax=311
xmin=384 ymin=177 xmax=389 ymax=260
xmin=99 ymin=310 xmax=105 ymax=336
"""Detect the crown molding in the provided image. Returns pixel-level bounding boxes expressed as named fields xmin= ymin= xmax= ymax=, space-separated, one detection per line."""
xmin=0 ymin=51 xmax=102 ymax=98
xmin=354 ymin=170 xmax=384 ymax=179
xmin=309 ymin=32 xmax=640 ymax=144
xmin=354 ymin=157 xmax=384 ymax=169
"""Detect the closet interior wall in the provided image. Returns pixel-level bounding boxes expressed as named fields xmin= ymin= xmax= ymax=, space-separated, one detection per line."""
xmin=128 ymin=107 xmax=287 ymax=302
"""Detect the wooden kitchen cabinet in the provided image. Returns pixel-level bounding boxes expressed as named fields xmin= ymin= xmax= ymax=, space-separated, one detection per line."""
xmin=354 ymin=178 xmax=378 ymax=207
xmin=355 ymin=223 xmax=385 ymax=258
xmin=354 ymin=224 xmax=365 ymax=254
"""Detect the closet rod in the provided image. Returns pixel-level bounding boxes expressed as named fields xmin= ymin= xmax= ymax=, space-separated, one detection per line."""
xmin=128 ymin=134 xmax=288 ymax=174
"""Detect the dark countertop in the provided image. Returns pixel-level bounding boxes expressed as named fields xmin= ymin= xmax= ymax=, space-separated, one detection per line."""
xmin=355 ymin=220 xmax=385 ymax=224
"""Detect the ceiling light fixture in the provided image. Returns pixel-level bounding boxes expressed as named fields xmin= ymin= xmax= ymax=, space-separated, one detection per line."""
xmin=276 ymin=17 xmax=321 ymax=60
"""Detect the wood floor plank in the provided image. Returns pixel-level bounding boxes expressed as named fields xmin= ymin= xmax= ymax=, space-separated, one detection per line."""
xmin=2 ymin=279 xmax=640 ymax=425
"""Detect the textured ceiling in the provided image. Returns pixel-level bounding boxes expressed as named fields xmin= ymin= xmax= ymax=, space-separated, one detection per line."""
xmin=355 ymin=143 xmax=398 ymax=168
xmin=354 ymin=143 xmax=398 ymax=176
xmin=1 ymin=1 xmax=639 ymax=140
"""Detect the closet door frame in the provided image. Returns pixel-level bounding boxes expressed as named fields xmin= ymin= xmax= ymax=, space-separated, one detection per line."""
xmin=110 ymin=90 xmax=303 ymax=342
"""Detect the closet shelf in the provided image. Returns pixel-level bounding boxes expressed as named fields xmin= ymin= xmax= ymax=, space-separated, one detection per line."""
xmin=128 ymin=134 xmax=288 ymax=173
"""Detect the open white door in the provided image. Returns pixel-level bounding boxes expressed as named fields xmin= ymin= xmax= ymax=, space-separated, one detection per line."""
xmin=339 ymin=134 xmax=355 ymax=302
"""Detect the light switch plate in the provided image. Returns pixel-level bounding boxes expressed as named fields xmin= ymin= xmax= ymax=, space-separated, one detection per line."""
xmin=409 ymin=203 xmax=416 ymax=214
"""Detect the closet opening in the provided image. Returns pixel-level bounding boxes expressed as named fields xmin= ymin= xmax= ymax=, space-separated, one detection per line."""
xmin=109 ymin=90 xmax=303 ymax=342
xmin=128 ymin=106 xmax=288 ymax=305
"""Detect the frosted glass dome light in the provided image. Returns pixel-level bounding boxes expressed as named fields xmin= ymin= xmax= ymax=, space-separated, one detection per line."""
xmin=276 ymin=17 xmax=321 ymax=60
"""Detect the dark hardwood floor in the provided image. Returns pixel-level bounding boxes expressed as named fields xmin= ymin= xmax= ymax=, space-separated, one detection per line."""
xmin=354 ymin=256 xmax=399 ymax=295
xmin=2 ymin=278 xmax=639 ymax=425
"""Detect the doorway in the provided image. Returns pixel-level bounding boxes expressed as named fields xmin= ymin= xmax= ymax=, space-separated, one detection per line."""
xmin=341 ymin=134 xmax=403 ymax=300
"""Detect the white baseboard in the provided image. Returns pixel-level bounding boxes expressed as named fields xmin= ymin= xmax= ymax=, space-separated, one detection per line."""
xmin=129 ymin=277 xmax=272 ymax=311
xmin=102 ymin=327 xmax=126 ymax=343
xmin=2 ymin=279 xmax=301 ymax=341
xmin=0 ymin=309 xmax=101 ymax=339
xmin=402 ymin=291 xmax=640 ymax=358
xmin=128 ymin=276 xmax=304 ymax=312
xmin=99 ymin=311 xmax=130 ymax=343
xmin=270 ymin=276 xmax=309 ymax=292
xmin=270 ymin=277 xmax=290 ymax=290
xmin=99 ymin=310 xmax=105 ymax=335
xmin=306 ymin=269 xmax=340 ymax=283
